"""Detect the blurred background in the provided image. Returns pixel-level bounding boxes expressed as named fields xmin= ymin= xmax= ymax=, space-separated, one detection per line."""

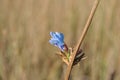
xmin=0 ymin=0 xmax=120 ymax=80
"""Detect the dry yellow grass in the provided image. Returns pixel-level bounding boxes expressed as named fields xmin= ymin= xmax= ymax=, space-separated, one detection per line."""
xmin=0 ymin=0 xmax=120 ymax=80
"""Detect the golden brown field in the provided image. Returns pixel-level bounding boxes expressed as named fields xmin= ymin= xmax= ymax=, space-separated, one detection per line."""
xmin=0 ymin=0 xmax=120 ymax=80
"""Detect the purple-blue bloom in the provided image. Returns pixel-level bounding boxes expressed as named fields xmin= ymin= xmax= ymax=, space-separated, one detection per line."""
xmin=49 ymin=32 xmax=66 ymax=51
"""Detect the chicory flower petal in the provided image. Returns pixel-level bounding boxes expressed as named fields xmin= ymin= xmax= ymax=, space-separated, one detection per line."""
xmin=49 ymin=32 xmax=66 ymax=51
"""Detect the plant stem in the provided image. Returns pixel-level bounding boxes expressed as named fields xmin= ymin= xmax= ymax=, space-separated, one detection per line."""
xmin=64 ymin=0 xmax=100 ymax=80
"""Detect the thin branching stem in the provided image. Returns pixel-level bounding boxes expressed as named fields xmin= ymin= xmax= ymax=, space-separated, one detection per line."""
xmin=65 ymin=0 xmax=100 ymax=80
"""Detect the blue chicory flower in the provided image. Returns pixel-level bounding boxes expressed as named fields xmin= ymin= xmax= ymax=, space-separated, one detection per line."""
xmin=49 ymin=32 xmax=66 ymax=51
